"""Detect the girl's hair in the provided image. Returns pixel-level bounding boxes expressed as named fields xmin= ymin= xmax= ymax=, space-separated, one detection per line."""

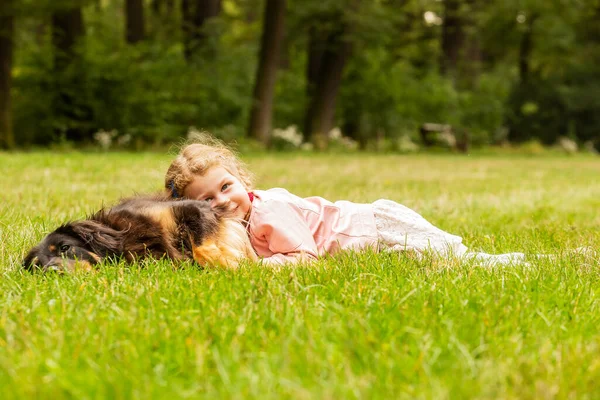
xmin=164 ymin=133 xmax=254 ymax=198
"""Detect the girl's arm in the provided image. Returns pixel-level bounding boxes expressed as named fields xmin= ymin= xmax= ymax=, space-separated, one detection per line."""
xmin=250 ymin=199 xmax=319 ymax=266
xmin=261 ymin=251 xmax=317 ymax=266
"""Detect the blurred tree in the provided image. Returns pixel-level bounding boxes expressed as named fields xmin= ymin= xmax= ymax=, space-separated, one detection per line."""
xmin=561 ymin=0 xmax=600 ymax=148
xmin=52 ymin=3 xmax=85 ymax=72
xmin=125 ymin=0 xmax=145 ymax=43
xmin=181 ymin=0 xmax=221 ymax=62
xmin=149 ymin=0 xmax=176 ymax=39
xmin=440 ymin=0 xmax=464 ymax=81
xmin=0 ymin=0 xmax=14 ymax=149
xmin=440 ymin=0 xmax=482 ymax=89
xmin=5 ymin=0 xmax=600 ymax=149
xmin=247 ymin=0 xmax=286 ymax=146
xmin=51 ymin=0 xmax=91 ymax=142
xmin=302 ymin=24 xmax=325 ymax=144
xmin=340 ymin=0 xmax=401 ymax=149
xmin=517 ymin=11 xmax=539 ymax=85
xmin=151 ymin=0 xmax=175 ymax=16
xmin=501 ymin=0 xmax=581 ymax=144
xmin=303 ymin=10 xmax=352 ymax=150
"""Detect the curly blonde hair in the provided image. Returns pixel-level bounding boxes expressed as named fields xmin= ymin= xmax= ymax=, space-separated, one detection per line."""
xmin=164 ymin=133 xmax=254 ymax=198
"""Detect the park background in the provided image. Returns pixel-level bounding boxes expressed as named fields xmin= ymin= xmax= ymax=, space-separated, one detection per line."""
xmin=1 ymin=0 xmax=600 ymax=152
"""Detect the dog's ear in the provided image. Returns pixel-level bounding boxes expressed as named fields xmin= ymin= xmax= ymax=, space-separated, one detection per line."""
xmin=69 ymin=221 xmax=123 ymax=255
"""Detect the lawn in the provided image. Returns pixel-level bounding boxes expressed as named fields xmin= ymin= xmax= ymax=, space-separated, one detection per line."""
xmin=1 ymin=151 xmax=599 ymax=399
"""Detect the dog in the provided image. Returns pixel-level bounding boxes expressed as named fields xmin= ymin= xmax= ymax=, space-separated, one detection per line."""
xmin=22 ymin=194 xmax=257 ymax=272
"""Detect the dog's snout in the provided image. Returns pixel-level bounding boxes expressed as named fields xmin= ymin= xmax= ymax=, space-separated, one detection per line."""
xmin=44 ymin=257 xmax=74 ymax=272
xmin=44 ymin=264 xmax=65 ymax=273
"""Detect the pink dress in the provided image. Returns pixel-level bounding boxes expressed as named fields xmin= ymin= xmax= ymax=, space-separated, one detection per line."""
xmin=247 ymin=188 xmax=531 ymax=266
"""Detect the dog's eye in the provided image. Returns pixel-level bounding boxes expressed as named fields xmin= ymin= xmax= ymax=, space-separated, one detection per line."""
xmin=59 ymin=244 xmax=71 ymax=253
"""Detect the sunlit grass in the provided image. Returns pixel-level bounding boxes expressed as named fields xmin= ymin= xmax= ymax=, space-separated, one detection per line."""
xmin=1 ymin=151 xmax=599 ymax=399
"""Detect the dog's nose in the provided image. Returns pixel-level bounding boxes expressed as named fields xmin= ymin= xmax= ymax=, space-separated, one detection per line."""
xmin=43 ymin=257 xmax=67 ymax=272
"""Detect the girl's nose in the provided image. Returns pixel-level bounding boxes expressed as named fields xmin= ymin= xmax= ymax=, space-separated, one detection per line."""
xmin=213 ymin=194 xmax=230 ymax=207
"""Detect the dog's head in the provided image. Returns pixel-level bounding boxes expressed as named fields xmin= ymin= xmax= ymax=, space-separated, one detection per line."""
xmin=22 ymin=221 xmax=120 ymax=273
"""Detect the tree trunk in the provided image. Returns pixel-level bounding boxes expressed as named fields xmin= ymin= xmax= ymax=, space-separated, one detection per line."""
xmin=0 ymin=0 xmax=15 ymax=149
xmin=302 ymin=25 xmax=325 ymax=142
xmin=125 ymin=0 xmax=145 ymax=43
xmin=247 ymin=0 xmax=286 ymax=145
xmin=278 ymin=30 xmax=290 ymax=70
xmin=441 ymin=0 xmax=482 ymax=88
xmin=181 ymin=0 xmax=221 ymax=62
xmin=52 ymin=8 xmax=85 ymax=72
xmin=440 ymin=0 xmax=465 ymax=83
xmin=341 ymin=67 xmax=367 ymax=150
xmin=52 ymin=6 xmax=89 ymax=142
xmin=303 ymin=25 xmax=352 ymax=150
xmin=463 ymin=31 xmax=481 ymax=85
xmin=519 ymin=13 xmax=538 ymax=85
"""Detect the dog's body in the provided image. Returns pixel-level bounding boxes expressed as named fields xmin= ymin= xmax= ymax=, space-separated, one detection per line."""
xmin=23 ymin=194 xmax=257 ymax=272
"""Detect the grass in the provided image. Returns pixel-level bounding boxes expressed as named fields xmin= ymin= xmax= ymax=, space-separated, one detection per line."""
xmin=1 ymin=150 xmax=599 ymax=399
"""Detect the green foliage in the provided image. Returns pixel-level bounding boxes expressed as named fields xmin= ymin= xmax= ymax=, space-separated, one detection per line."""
xmin=505 ymin=77 xmax=569 ymax=144
xmin=273 ymin=51 xmax=308 ymax=132
xmin=12 ymin=40 xmax=55 ymax=144
xmin=12 ymin=1 xmax=258 ymax=147
xmin=7 ymin=0 xmax=600 ymax=148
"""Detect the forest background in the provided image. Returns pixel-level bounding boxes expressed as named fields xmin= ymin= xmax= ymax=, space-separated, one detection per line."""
xmin=1 ymin=0 xmax=600 ymax=152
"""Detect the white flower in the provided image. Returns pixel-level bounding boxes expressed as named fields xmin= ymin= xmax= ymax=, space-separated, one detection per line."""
xmin=273 ymin=125 xmax=304 ymax=147
xmin=328 ymin=127 xmax=342 ymax=140
xmin=93 ymin=129 xmax=117 ymax=150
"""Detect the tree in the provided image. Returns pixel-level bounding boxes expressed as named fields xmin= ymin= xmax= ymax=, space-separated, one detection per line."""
xmin=125 ymin=0 xmax=145 ymax=44
xmin=518 ymin=12 xmax=539 ymax=85
xmin=247 ymin=0 xmax=286 ymax=145
xmin=440 ymin=0 xmax=463 ymax=80
xmin=339 ymin=0 xmax=406 ymax=149
xmin=440 ymin=0 xmax=481 ymax=88
xmin=181 ymin=0 xmax=221 ymax=62
xmin=303 ymin=19 xmax=352 ymax=150
xmin=51 ymin=3 xmax=89 ymax=142
xmin=52 ymin=5 xmax=85 ymax=71
xmin=0 ymin=0 xmax=14 ymax=149
xmin=151 ymin=0 xmax=175 ymax=16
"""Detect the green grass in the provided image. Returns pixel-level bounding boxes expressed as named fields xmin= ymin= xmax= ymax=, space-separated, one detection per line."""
xmin=1 ymin=151 xmax=599 ymax=399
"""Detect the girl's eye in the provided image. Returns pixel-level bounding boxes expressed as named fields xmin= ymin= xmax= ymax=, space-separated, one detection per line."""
xmin=204 ymin=197 xmax=213 ymax=203
xmin=59 ymin=244 xmax=70 ymax=253
xmin=221 ymin=183 xmax=230 ymax=191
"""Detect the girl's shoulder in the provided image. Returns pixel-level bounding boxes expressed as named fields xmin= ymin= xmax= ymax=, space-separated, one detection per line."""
xmin=251 ymin=188 xmax=307 ymax=218
xmin=256 ymin=187 xmax=292 ymax=194
xmin=253 ymin=188 xmax=297 ymax=201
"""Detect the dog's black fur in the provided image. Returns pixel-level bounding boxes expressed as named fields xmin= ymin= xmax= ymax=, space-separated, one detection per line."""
xmin=23 ymin=194 xmax=256 ymax=272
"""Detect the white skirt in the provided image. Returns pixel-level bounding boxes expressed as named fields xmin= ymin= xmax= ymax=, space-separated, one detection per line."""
xmin=372 ymin=199 xmax=528 ymax=266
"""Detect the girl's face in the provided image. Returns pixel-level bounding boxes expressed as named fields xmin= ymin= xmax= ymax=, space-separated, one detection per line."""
xmin=183 ymin=166 xmax=251 ymax=220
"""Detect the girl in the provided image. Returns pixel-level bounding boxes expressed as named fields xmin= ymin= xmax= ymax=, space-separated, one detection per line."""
xmin=164 ymin=139 xmax=555 ymax=267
